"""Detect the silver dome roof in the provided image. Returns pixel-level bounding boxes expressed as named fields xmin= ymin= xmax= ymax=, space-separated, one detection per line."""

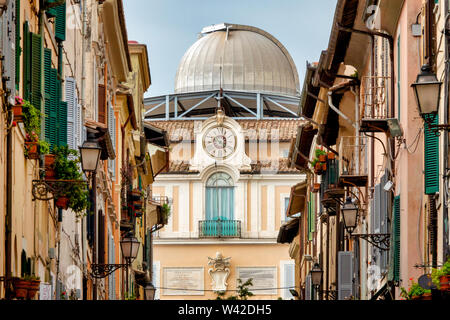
xmin=174 ymin=24 xmax=300 ymax=96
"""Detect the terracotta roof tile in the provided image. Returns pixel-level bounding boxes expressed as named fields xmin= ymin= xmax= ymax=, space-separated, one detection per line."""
xmin=147 ymin=119 xmax=305 ymax=142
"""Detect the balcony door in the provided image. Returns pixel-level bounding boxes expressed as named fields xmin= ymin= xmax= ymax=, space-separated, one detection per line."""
xmin=206 ymin=172 xmax=234 ymax=221
xmin=204 ymin=172 xmax=235 ymax=237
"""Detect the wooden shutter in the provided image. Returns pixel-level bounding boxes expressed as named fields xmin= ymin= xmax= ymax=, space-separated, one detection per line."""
xmin=15 ymin=0 xmax=21 ymax=89
xmin=54 ymin=2 xmax=66 ymax=42
xmin=58 ymin=100 xmax=68 ymax=147
xmin=23 ymin=22 xmax=31 ymax=100
xmin=338 ymin=251 xmax=353 ymax=300
xmin=353 ymin=239 xmax=360 ymax=299
xmin=98 ymin=84 xmax=106 ymax=124
xmin=44 ymin=49 xmax=58 ymax=150
xmin=424 ymin=116 xmax=439 ymax=195
xmin=388 ymin=195 xmax=401 ymax=283
xmin=66 ymin=77 xmax=77 ymax=150
xmin=30 ymin=33 xmax=42 ymax=111
xmin=98 ymin=211 xmax=105 ymax=264
xmin=108 ymin=102 xmax=116 ymax=179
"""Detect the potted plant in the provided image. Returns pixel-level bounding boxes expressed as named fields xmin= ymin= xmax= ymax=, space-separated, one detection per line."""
xmin=21 ymin=99 xmax=48 ymax=160
xmin=52 ymin=146 xmax=89 ymax=213
xmin=314 ymin=148 xmax=327 ymax=163
xmin=24 ymin=132 xmax=40 ymax=160
xmin=431 ymin=258 xmax=450 ymax=291
xmin=12 ymin=96 xmax=24 ymax=121
xmin=400 ymin=279 xmax=432 ymax=300
xmin=25 ymin=275 xmax=41 ymax=300
xmin=12 ymin=277 xmax=29 ymax=300
xmin=328 ymin=152 xmax=336 ymax=160
xmin=159 ymin=203 xmax=171 ymax=225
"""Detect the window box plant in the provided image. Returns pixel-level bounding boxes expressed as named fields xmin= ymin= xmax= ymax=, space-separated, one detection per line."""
xmin=44 ymin=154 xmax=57 ymax=179
xmin=400 ymin=279 xmax=431 ymax=300
xmin=328 ymin=152 xmax=335 ymax=160
xmin=12 ymin=277 xmax=29 ymax=300
xmin=312 ymin=148 xmax=328 ymax=175
xmin=431 ymin=258 xmax=450 ymax=291
xmin=21 ymin=99 xmax=49 ymax=160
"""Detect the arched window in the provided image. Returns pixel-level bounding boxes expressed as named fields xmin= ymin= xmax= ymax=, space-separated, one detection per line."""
xmin=205 ymin=172 xmax=234 ymax=221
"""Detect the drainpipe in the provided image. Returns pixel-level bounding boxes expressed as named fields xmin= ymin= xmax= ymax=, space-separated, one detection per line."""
xmin=327 ymin=92 xmax=357 ymax=129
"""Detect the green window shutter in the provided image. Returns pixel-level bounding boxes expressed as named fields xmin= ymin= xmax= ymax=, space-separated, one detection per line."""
xmin=58 ymin=101 xmax=68 ymax=147
xmin=15 ymin=0 xmax=21 ymax=89
xmin=44 ymin=48 xmax=59 ymax=151
xmin=424 ymin=115 xmax=439 ymax=195
xmin=22 ymin=22 xmax=31 ymax=100
xmin=30 ymin=32 xmax=42 ymax=111
xmin=388 ymin=195 xmax=401 ymax=283
xmin=54 ymin=2 xmax=66 ymax=42
xmin=310 ymin=193 xmax=315 ymax=234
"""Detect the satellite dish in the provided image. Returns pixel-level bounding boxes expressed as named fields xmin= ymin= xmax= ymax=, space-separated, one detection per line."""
xmin=418 ymin=274 xmax=436 ymax=290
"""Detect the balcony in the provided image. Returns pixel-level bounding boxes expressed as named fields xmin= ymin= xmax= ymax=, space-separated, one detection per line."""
xmin=199 ymin=220 xmax=242 ymax=238
xmin=360 ymin=76 xmax=391 ymax=133
xmin=338 ymin=136 xmax=369 ymax=187
xmin=320 ymin=158 xmax=344 ymax=214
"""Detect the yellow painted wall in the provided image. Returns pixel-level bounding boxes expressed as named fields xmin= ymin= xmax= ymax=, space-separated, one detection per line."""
xmin=154 ymin=243 xmax=291 ymax=300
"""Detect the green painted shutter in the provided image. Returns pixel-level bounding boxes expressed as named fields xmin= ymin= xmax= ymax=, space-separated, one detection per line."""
xmin=23 ymin=22 xmax=31 ymax=101
xmin=44 ymin=48 xmax=59 ymax=151
xmin=424 ymin=116 xmax=439 ymax=195
xmin=388 ymin=195 xmax=401 ymax=283
xmin=30 ymin=33 xmax=42 ymax=111
xmin=58 ymin=101 xmax=68 ymax=146
xmin=15 ymin=0 xmax=21 ymax=89
xmin=54 ymin=2 xmax=66 ymax=42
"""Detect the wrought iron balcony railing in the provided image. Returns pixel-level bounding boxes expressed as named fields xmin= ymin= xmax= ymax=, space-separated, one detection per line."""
xmin=199 ymin=220 xmax=241 ymax=238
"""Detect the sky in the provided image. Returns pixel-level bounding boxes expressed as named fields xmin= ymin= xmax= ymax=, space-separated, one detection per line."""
xmin=123 ymin=0 xmax=337 ymax=98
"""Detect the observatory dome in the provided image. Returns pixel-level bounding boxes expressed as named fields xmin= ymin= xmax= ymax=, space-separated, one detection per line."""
xmin=174 ymin=24 xmax=300 ymax=96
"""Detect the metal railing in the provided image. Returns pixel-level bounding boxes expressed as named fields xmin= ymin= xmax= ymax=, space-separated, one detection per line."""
xmin=360 ymin=76 xmax=390 ymax=120
xmin=199 ymin=220 xmax=241 ymax=238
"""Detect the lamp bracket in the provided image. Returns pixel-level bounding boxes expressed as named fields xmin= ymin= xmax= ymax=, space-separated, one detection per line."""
xmin=32 ymin=179 xmax=88 ymax=201
xmin=427 ymin=124 xmax=450 ymax=137
xmin=91 ymin=264 xmax=128 ymax=279
xmin=352 ymin=233 xmax=390 ymax=251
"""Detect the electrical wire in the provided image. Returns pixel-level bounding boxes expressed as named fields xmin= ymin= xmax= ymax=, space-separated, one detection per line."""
xmin=404 ymin=128 xmax=423 ymax=154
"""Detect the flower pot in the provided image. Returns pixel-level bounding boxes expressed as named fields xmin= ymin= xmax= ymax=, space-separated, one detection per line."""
xmin=27 ymin=280 xmax=41 ymax=300
xmin=312 ymin=183 xmax=321 ymax=193
xmin=319 ymin=155 xmax=327 ymax=163
xmin=440 ymin=275 xmax=450 ymax=291
xmin=328 ymin=152 xmax=335 ymax=160
xmin=12 ymin=104 xmax=23 ymax=122
xmin=12 ymin=278 xmax=29 ymax=300
xmin=45 ymin=155 xmax=56 ymax=180
xmin=421 ymin=292 xmax=432 ymax=300
xmin=56 ymin=196 xmax=70 ymax=210
xmin=25 ymin=141 xmax=40 ymax=160
xmin=322 ymin=163 xmax=327 ymax=171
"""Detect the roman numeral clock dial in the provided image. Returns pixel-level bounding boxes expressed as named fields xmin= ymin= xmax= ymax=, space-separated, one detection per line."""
xmin=202 ymin=126 xmax=237 ymax=160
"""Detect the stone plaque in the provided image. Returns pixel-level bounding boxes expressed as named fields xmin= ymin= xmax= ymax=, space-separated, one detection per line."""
xmin=237 ymin=267 xmax=277 ymax=295
xmin=163 ymin=267 xmax=204 ymax=296
xmin=39 ymin=282 xmax=52 ymax=300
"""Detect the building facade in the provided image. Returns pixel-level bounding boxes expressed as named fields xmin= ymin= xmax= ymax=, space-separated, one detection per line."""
xmin=287 ymin=0 xmax=450 ymax=300
xmin=146 ymin=23 xmax=304 ymax=300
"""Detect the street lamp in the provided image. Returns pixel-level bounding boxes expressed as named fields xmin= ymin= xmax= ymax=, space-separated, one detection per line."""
xmin=79 ymin=140 xmax=102 ymax=173
xmin=411 ymin=64 xmax=442 ymax=121
xmin=310 ymin=263 xmax=323 ymax=288
xmin=120 ymin=235 xmax=140 ymax=263
xmin=144 ymin=283 xmax=156 ymax=300
xmin=341 ymin=197 xmax=358 ymax=234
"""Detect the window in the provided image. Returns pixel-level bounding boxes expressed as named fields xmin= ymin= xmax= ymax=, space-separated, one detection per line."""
xmin=283 ymin=197 xmax=292 ymax=223
xmin=205 ymin=172 xmax=234 ymax=221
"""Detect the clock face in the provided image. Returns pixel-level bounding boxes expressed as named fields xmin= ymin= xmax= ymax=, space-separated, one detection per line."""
xmin=203 ymin=126 xmax=237 ymax=160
